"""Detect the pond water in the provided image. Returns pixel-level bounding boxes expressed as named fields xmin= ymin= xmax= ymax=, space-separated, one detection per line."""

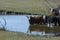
xmin=0 ymin=15 xmax=30 ymax=33
xmin=0 ymin=15 xmax=55 ymax=36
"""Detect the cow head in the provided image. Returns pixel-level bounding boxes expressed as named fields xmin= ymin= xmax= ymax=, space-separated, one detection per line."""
xmin=50 ymin=8 xmax=59 ymax=16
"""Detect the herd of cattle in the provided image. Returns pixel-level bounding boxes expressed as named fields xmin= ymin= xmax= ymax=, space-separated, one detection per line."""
xmin=28 ymin=15 xmax=60 ymax=27
xmin=26 ymin=6 xmax=60 ymax=36
xmin=27 ymin=6 xmax=60 ymax=28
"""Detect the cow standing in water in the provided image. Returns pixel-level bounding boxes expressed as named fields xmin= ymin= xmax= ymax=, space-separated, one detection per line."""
xmin=27 ymin=15 xmax=50 ymax=35
xmin=50 ymin=6 xmax=60 ymax=26
xmin=27 ymin=15 xmax=48 ymax=25
xmin=27 ymin=15 xmax=43 ymax=25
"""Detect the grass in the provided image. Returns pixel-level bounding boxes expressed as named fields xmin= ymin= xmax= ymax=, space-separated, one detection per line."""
xmin=0 ymin=0 xmax=60 ymax=40
xmin=0 ymin=31 xmax=60 ymax=40
xmin=0 ymin=0 xmax=60 ymax=14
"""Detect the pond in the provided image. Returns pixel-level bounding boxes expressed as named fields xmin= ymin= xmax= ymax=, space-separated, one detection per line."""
xmin=0 ymin=15 xmax=55 ymax=36
xmin=0 ymin=15 xmax=30 ymax=33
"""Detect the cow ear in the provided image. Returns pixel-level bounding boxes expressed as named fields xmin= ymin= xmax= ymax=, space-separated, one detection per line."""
xmin=59 ymin=10 xmax=60 ymax=13
xmin=49 ymin=8 xmax=53 ymax=12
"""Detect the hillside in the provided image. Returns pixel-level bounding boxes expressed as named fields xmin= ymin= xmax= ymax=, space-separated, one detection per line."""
xmin=0 ymin=31 xmax=60 ymax=40
xmin=0 ymin=0 xmax=60 ymax=14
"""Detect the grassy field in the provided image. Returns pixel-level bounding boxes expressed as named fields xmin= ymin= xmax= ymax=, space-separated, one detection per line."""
xmin=0 ymin=0 xmax=60 ymax=14
xmin=0 ymin=31 xmax=60 ymax=40
xmin=0 ymin=0 xmax=60 ymax=40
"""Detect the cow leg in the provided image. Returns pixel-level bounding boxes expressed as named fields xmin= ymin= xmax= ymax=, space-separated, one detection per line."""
xmin=43 ymin=19 xmax=46 ymax=24
xmin=54 ymin=22 xmax=57 ymax=26
xmin=58 ymin=22 xmax=60 ymax=26
xmin=47 ymin=23 xmax=53 ymax=28
xmin=53 ymin=17 xmax=57 ymax=26
xmin=58 ymin=19 xmax=60 ymax=26
xmin=47 ymin=23 xmax=50 ymax=27
xmin=39 ymin=19 xmax=42 ymax=25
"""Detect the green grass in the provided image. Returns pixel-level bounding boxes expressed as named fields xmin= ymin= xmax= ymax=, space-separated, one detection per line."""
xmin=0 ymin=0 xmax=60 ymax=14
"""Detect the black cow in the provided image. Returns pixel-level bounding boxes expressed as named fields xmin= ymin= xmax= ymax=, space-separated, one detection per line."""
xmin=49 ymin=6 xmax=60 ymax=26
xmin=50 ymin=5 xmax=60 ymax=16
xmin=53 ymin=16 xmax=60 ymax=26
xmin=50 ymin=8 xmax=59 ymax=16
xmin=46 ymin=15 xmax=60 ymax=27
xmin=45 ymin=15 xmax=53 ymax=27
